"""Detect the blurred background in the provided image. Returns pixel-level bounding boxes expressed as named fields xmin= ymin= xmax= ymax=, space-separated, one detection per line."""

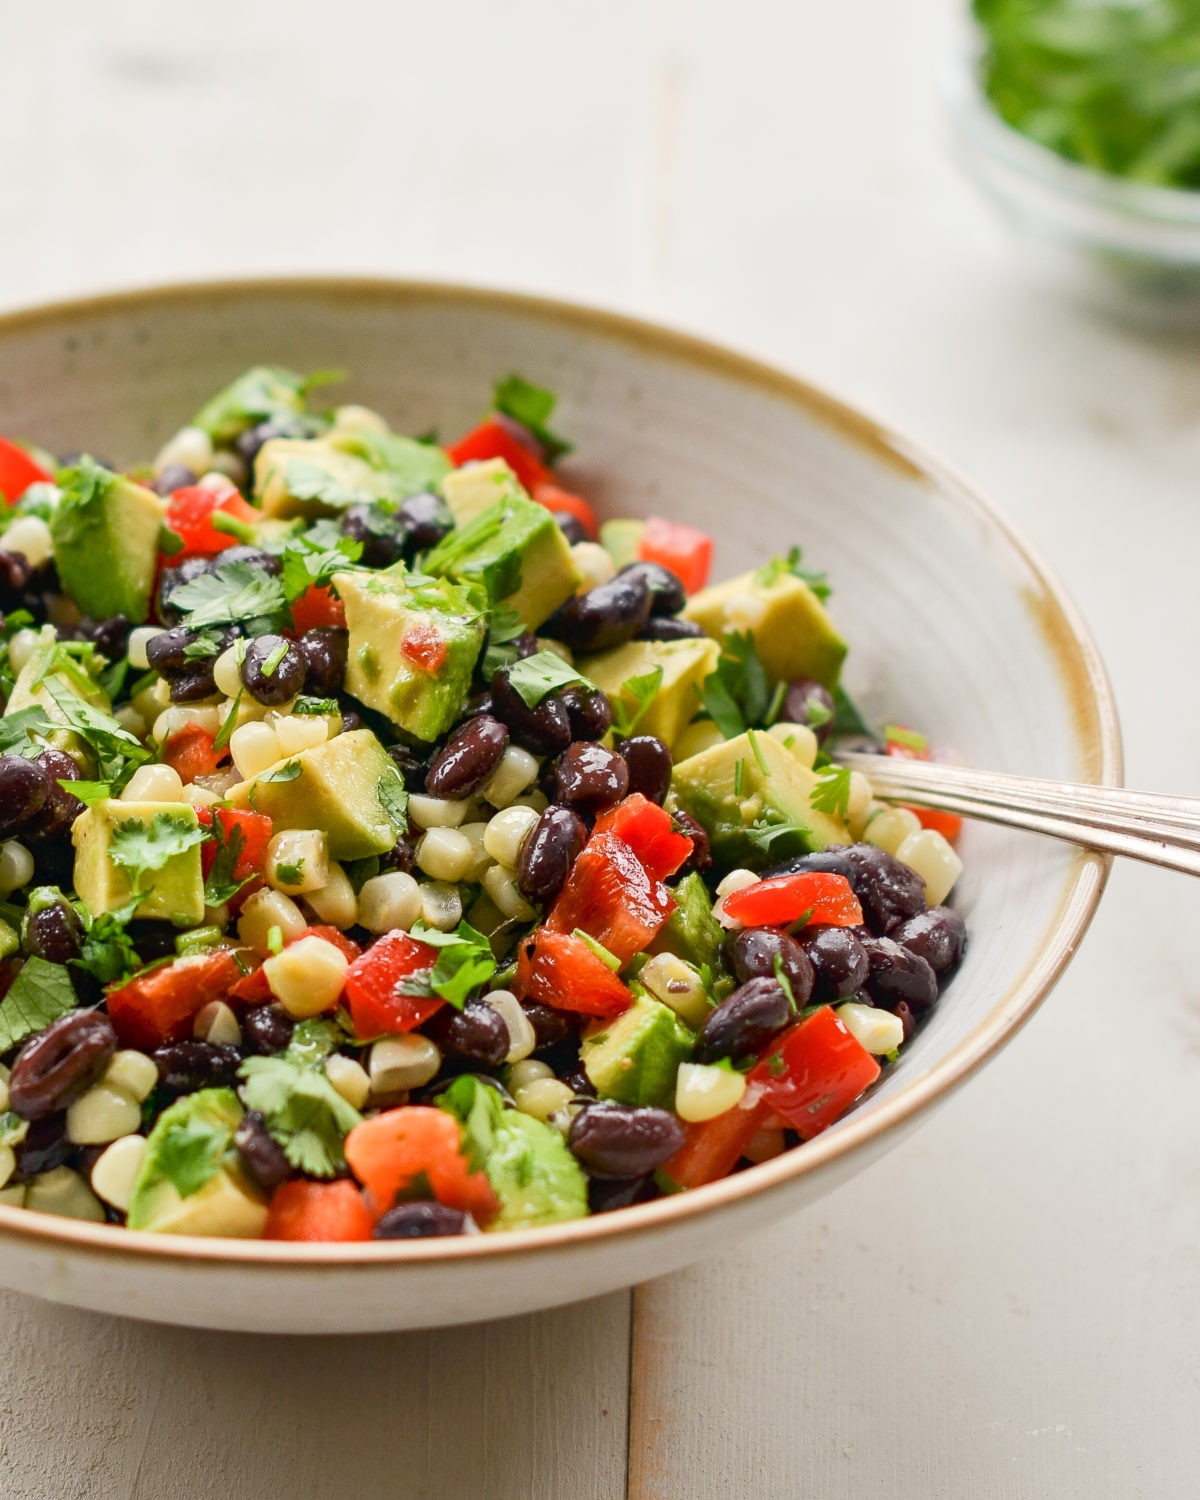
xmin=2 ymin=2 xmax=1198 ymax=1496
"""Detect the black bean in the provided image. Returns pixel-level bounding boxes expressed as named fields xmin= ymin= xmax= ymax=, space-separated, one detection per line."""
xmin=490 ymin=667 xmax=572 ymax=756
xmin=240 ymin=634 xmax=307 ymax=705
xmin=339 ymin=503 xmax=404 ymax=568
xmin=171 ymin=665 xmax=221 ymax=702
xmin=725 ymin=929 xmax=814 ymax=1004
xmin=424 ymin=714 xmax=508 ymax=799
xmin=15 ymin=1112 xmax=71 ymax=1177
xmin=695 ymin=976 xmax=792 ymax=1063
xmin=860 ymin=936 xmax=939 ymax=1012
xmin=797 ymin=924 xmax=869 ymax=1000
xmin=235 ymin=414 xmax=315 ymax=466
xmin=25 ymin=749 xmax=84 ymax=839
xmin=521 ymin=1001 xmax=573 ymax=1052
xmin=516 ymin=803 xmax=588 ymax=905
xmin=891 ymin=907 xmax=967 ymax=975
xmin=125 ymin=919 xmax=180 ymax=964
xmin=781 ymin=677 xmax=836 ymax=744
xmin=550 ymin=742 xmax=629 ymax=813
xmin=234 ymin=1110 xmax=292 ymax=1191
xmin=568 ymin=1102 xmax=685 ymax=1179
xmin=152 ymin=1041 xmax=243 ymax=1097
xmin=23 ymin=835 xmax=75 ymax=889
xmin=388 ymin=745 xmax=429 ymax=792
xmin=673 ymin=809 xmax=712 ymax=875
xmin=617 ymin=560 xmax=687 ymax=617
xmin=398 ymin=491 xmax=453 ymax=554
xmin=560 ymin=1061 xmax=597 ymax=1099
xmin=21 ymin=893 xmax=84 ymax=965
xmin=215 ymin=545 xmax=283 ymax=576
xmin=157 ymin=554 xmax=212 ymax=624
xmin=541 ymin=572 xmax=652 ymax=653
xmin=0 ymin=755 xmax=50 ymax=837
xmin=9 ymin=1011 xmax=117 ymax=1120
xmin=512 ymin=632 xmax=540 ymax=660
xmin=587 ymin=1174 xmax=656 ymax=1213
xmin=619 ymin=735 xmax=672 ymax=805
xmin=761 ymin=848 xmax=858 ymax=883
xmin=83 ymin=614 xmax=132 ymax=661
xmin=146 ymin=625 xmax=208 ymax=675
xmin=339 ymin=706 xmax=362 ymax=733
xmin=637 ymin=616 xmax=707 ymax=641
xmin=893 ymin=1000 xmax=918 ymax=1041
xmin=0 ymin=549 xmax=34 ymax=609
xmin=551 ymin=511 xmax=588 ymax=545
xmin=424 ymin=999 xmax=509 ymax=1067
xmin=560 ymin=684 xmax=612 ymax=743
xmin=837 ymin=843 xmax=927 ymax=934
xmin=374 ymin=1201 xmax=469 ymax=1239
xmin=240 ymin=1005 xmax=295 ymax=1056
xmin=379 ymin=835 xmax=418 ymax=876
xmin=297 ymin=626 xmax=349 ymax=696
xmin=150 ymin=463 xmax=198 ymax=496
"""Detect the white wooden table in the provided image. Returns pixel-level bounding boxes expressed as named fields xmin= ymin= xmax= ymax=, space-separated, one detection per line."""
xmin=2 ymin=2 xmax=1197 ymax=1495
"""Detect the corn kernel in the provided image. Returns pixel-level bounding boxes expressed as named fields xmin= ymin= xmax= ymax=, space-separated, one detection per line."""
xmin=193 ymin=1000 xmax=242 ymax=1047
xmin=66 ymin=1085 xmax=144 ymax=1145
xmin=836 ymin=1001 xmax=905 ymax=1055
xmin=416 ymin=827 xmax=474 ymax=882
xmin=895 ymin=829 xmax=963 ymax=907
xmin=154 ymin=424 xmax=213 ymax=477
xmin=154 ymin=704 xmax=222 ymax=746
xmin=482 ymin=804 xmax=539 ymax=868
xmin=266 ymin=828 xmax=329 ymax=895
xmin=127 ymin=625 xmax=164 ymax=671
xmin=483 ymin=989 xmax=537 ymax=1063
xmin=263 ymin=934 xmax=349 ymax=1018
xmin=866 ymin=805 xmax=922 ymax=856
xmin=408 ymin=794 xmax=468 ymax=829
xmin=850 ymin=797 xmax=887 ymax=840
xmin=332 ymin=403 xmax=389 ymax=435
xmin=273 ymin=712 xmax=329 ymax=757
xmin=639 ymin=953 xmax=710 ymax=1028
xmin=2 ymin=515 xmax=53 ymax=568
xmin=238 ymin=888 xmax=308 ymax=953
xmin=419 ymin=881 xmax=462 ymax=932
xmin=90 ymin=1135 xmax=147 ymax=1213
xmin=213 ymin=643 xmax=245 ymax=698
xmin=675 ymin=1061 xmax=747 ymax=1123
xmin=673 ymin=719 xmax=726 ymax=761
xmin=570 ymin=541 xmax=615 ymax=590
xmin=357 ymin=871 xmax=422 ymax=934
xmin=325 ymin=1053 xmax=371 ymax=1110
xmin=481 ymin=745 xmax=538 ymax=808
xmin=0 ymin=1144 xmax=14 ymax=1189
xmin=514 ymin=1077 xmax=575 ymax=1123
xmin=369 ymin=1035 xmax=442 ymax=1094
xmin=481 ymin=864 xmax=535 ymax=922
xmin=121 ymin=763 xmax=185 ymax=803
xmin=185 ymin=782 xmax=221 ymax=808
xmin=103 ymin=1050 xmax=159 ymax=1103
xmin=305 ymin=861 xmax=358 ymax=929
xmin=0 ymin=841 xmax=34 ymax=898
xmin=24 ymin=1166 xmax=105 ymax=1221
xmin=458 ymin=821 xmax=492 ymax=880
xmin=765 ymin=721 xmax=819 ymax=769
xmin=845 ymin=770 xmax=874 ymax=831
xmin=230 ymin=721 xmax=283 ymax=780
xmin=507 ymin=1058 xmax=554 ymax=1092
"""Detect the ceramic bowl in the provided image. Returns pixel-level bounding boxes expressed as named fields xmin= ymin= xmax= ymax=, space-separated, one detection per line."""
xmin=0 ymin=279 xmax=1119 ymax=1332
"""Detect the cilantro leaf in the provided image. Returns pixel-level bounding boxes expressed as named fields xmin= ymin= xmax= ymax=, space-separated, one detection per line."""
xmin=492 ymin=375 xmax=572 ymax=462
xmin=436 ymin=1073 xmax=501 ymax=1173
xmin=754 ymin=545 xmax=831 ymax=604
xmin=376 ymin=766 xmax=409 ymax=835
xmin=611 ymin=666 xmax=663 ymax=737
xmin=169 ymin=558 xmax=287 ymax=631
xmin=482 ymin=603 xmax=526 ymax=677
xmin=0 ymin=958 xmax=79 ymax=1054
xmin=203 ymin=817 xmax=251 ymax=907
xmin=746 ymin=812 xmax=813 ymax=854
xmin=506 ymin=650 xmax=592 ymax=709
xmin=697 ymin=632 xmax=773 ymax=738
xmin=284 ymin=1017 xmax=346 ymax=1067
xmin=810 ymin=763 xmax=853 ymax=820
xmin=191 ymin=365 xmax=313 ymax=444
xmin=0 ymin=705 xmax=58 ymax=758
xmin=109 ymin=812 xmax=207 ymax=896
xmin=256 ymin=760 xmax=301 ymax=785
xmin=408 ymin=920 xmax=497 ymax=1010
xmin=73 ymin=897 xmax=143 ymax=986
xmin=238 ymin=1054 xmax=363 ymax=1177
xmin=153 ymin=1112 xmax=236 ymax=1199
xmin=332 ymin=430 xmax=452 ymax=498
xmin=281 ymin=457 xmax=375 ymax=512
xmin=278 ymin=530 xmax=364 ymax=606
xmin=39 ymin=675 xmax=153 ymax=786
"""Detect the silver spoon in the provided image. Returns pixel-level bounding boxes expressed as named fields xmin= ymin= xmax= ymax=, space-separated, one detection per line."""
xmin=837 ymin=751 xmax=1200 ymax=878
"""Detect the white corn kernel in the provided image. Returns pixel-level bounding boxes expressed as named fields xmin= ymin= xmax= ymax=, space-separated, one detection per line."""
xmin=184 ymin=782 xmax=221 ymax=808
xmin=332 ymin=403 xmax=389 ymax=435
xmin=511 ymin=789 xmax=548 ymax=816
xmin=639 ymin=953 xmax=710 ymax=1028
xmin=836 ymin=1001 xmax=905 ymax=1055
xmin=675 ymin=1062 xmax=747 ymax=1123
xmin=484 ymin=989 xmax=537 ymax=1063
xmin=67 ymin=1084 xmax=143 ymax=1145
xmin=866 ymin=806 xmax=922 ymax=856
xmin=416 ymin=827 xmax=474 ymax=883
xmin=0 ymin=841 xmax=34 ymax=898
xmin=266 ymin=829 xmax=329 ymax=895
xmin=570 ymin=541 xmax=615 ymax=590
xmin=121 ymin=763 xmax=185 ymax=803
xmin=673 ymin=719 xmax=726 ymax=761
xmin=407 ymin=793 xmax=469 ymax=829
xmin=369 ymin=1035 xmax=442 ymax=1094
xmin=481 ymin=864 xmax=535 ymax=922
xmin=357 ymin=871 xmax=422 ymax=934
xmin=263 ymin=934 xmax=349 ymax=1018
xmin=90 ymin=1134 xmax=147 ymax=1212
xmin=3 ymin=515 xmax=53 ymax=568
xmin=154 ymin=424 xmax=212 ymax=477
xmin=850 ymin=797 xmax=888 ymax=841
xmin=896 ymin=829 xmax=963 ymax=907
xmin=325 ymin=1054 xmax=370 ymax=1110
xmin=514 ymin=1077 xmax=575 ymax=1123
xmin=481 ymin=745 xmax=539 ymax=809
xmin=103 ymin=1050 xmax=159 ymax=1103
xmin=114 ymin=704 xmax=147 ymax=739
xmin=213 ymin=644 xmax=245 ymax=699
xmin=6 ymin=627 xmax=43 ymax=675
xmin=24 ymin=1166 xmax=105 ymax=1222
xmin=766 ymin=721 xmax=819 ymax=769
xmin=305 ymin=861 xmax=358 ymax=929
xmin=845 ymin=770 xmax=874 ymax=831
xmin=507 ymin=1058 xmax=554 ymax=1091
xmin=0 ymin=1144 xmax=14 ymax=1190
xmin=230 ymin=721 xmax=283 ymax=779
xmin=273 ymin=712 xmax=329 ymax=756
xmin=715 ymin=867 xmax=759 ymax=899
xmin=458 ymin=821 xmax=492 ymax=879
xmin=419 ymin=881 xmax=463 ymax=932
xmin=238 ymin=888 xmax=308 ymax=953
xmin=150 ymin=676 xmax=173 ymax=711
xmin=153 ymin=704 xmax=222 ymax=746
xmin=482 ymin=804 xmax=539 ymax=867
xmin=193 ymin=1000 xmax=242 ymax=1047
xmin=127 ymin=626 xmax=164 ymax=671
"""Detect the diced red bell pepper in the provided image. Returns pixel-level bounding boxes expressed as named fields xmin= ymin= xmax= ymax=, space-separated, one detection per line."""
xmin=659 ymin=1086 xmax=772 ymax=1190
xmin=264 ymin=1179 xmax=375 ymax=1242
xmin=342 ymin=931 xmax=444 ymax=1037
xmin=345 ymin=1106 xmax=499 ymax=1223
xmin=546 ymin=832 xmax=675 ymax=964
xmin=530 ymin=481 xmax=599 ymax=541
xmin=197 ymin=806 xmax=273 ymax=881
xmin=229 ymin=924 xmax=359 ymax=1005
xmin=0 ymin=436 xmax=53 ymax=504
xmin=290 ymin=584 xmax=346 ymax=632
xmin=514 ymin=928 xmax=634 ymax=1018
xmin=447 ymin=419 xmax=552 ymax=493
xmin=161 ymin=722 xmax=223 ymax=784
xmin=637 ymin=516 xmax=713 ymax=595
xmin=592 ymin=794 xmax=693 ymax=882
xmin=106 ymin=947 xmax=245 ymax=1050
xmin=748 ymin=1006 xmax=880 ymax=1140
xmin=164 ymin=483 xmax=261 ymax=558
xmin=907 ymin=806 xmax=963 ymax=844
xmin=721 ymin=871 xmax=862 ymax=930
xmin=400 ymin=618 xmax=447 ymax=672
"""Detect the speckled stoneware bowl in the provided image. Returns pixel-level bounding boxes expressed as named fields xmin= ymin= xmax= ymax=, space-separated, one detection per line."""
xmin=0 ymin=280 xmax=1120 ymax=1332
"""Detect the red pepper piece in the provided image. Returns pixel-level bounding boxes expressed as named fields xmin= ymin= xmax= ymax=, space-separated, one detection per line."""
xmin=529 ymin=481 xmax=599 ymax=541
xmin=400 ymin=617 xmax=447 ymax=672
xmin=514 ymin=928 xmax=634 ymax=1018
xmin=545 ymin=831 xmax=675 ymax=964
xmin=229 ymin=925 xmax=359 ymax=1006
xmin=264 ymin=1180 xmax=375 ymax=1242
xmin=637 ymin=516 xmax=713 ymax=595
xmin=290 ymin=584 xmax=346 ymax=632
xmin=164 ymin=483 xmax=261 ymax=557
xmin=161 ymin=723 xmax=223 ymax=785
xmin=592 ymin=794 xmax=693 ymax=882
xmin=659 ymin=1086 xmax=772 ymax=1190
xmin=721 ymin=871 xmax=862 ymax=929
xmin=106 ymin=948 xmax=245 ymax=1050
xmin=197 ymin=806 xmax=273 ymax=882
xmin=447 ymin=418 xmax=552 ymax=493
xmin=748 ymin=1006 xmax=880 ymax=1140
xmin=0 ymin=436 xmax=53 ymax=504
xmin=345 ymin=1106 xmax=499 ymax=1223
xmin=342 ymin=931 xmax=444 ymax=1037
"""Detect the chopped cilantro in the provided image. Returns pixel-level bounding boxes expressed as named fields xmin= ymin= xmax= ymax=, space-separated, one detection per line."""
xmin=733 ymin=758 xmax=745 ymax=797
xmin=572 ymin=929 xmax=622 ymax=972
xmin=153 ymin=1112 xmax=235 ymax=1199
xmin=809 ymin=764 xmax=853 ymax=820
xmin=407 ymin=920 xmax=497 ymax=1010
xmin=72 ymin=897 xmax=143 ymax=986
xmin=803 ymin=696 xmax=833 ymax=729
xmin=767 ymin=1053 xmax=788 ymax=1078
xmin=0 ymin=705 xmax=57 ymax=758
xmin=0 ymin=958 xmax=78 ymax=1053
xmin=109 ymin=813 xmax=207 ymax=897
xmin=611 ymin=666 xmax=663 ymax=737
xmin=275 ymin=859 xmax=304 ymax=887
xmin=60 ymin=779 xmax=110 ymax=806
xmin=746 ymin=727 xmax=769 ymax=776
xmin=698 ymin=632 xmax=773 ymax=739
xmin=256 ymin=760 xmax=301 ymax=785
xmin=278 ymin=529 xmax=363 ymax=607
xmin=492 ymin=374 xmax=572 ymax=462
xmin=293 ymin=695 xmax=338 ymax=717
xmin=284 ymin=1018 xmax=346 ymax=1067
xmin=505 ymin=650 xmax=592 ymax=708
xmin=832 ymin=683 xmax=870 ymax=738
xmin=203 ymin=817 xmax=251 ymax=907
xmin=883 ymin=724 xmax=928 ymax=753
xmin=436 ymin=1073 xmax=500 ymax=1173
xmin=754 ymin=545 xmax=831 ymax=603
xmin=238 ymin=1054 xmax=363 ymax=1177
xmin=169 ymin=557 xmax=287 ymax=631
xmin=40 ymin=674 xmax=152 ymax=785
xmin=211 ymin=688 xmax=243 ymax=754
xmin=376 ymin=766 xmax=409 ymax=835
xmin=266 ymin=925 xmax=284 ymax=956
xmin=482 ymin=603 xmax=526 ymax=677
xmin=773 ymin=953 xmax=798 ymax=1013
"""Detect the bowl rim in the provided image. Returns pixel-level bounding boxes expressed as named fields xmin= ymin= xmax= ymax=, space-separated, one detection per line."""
xmin=0 ymin=274 xmax=1121 ymax=1270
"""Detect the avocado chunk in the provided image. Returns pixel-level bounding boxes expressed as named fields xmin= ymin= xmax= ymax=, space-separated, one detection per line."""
xmin=254 ymin=436 xmax=393 ymax=519
xmin=333 ymin=428 xmax=451 ymax=500
xmin=599 ymin=518 xmax=645 ymax=570
xmin=191 ymin=364 xmax=310 ymax=445
xmin=682 ymin=567 xmax=847 ymax=690
xmin=441 ymin=458 xmax=526 ymax=526
xmin=581 ymin=994 xmax=694 ymax=1109
xmin=335 ymin=570 xmax=486 ymax=742
xmin=423 ymin=493 xmax=581 ymax=630
xmin=127 ymin=1088 xmax=268 ymax=1236
xmin=578 ymin=637 xmax=720 ymax=749
xmin=651 ymin=871 xmax=725 ymax=972
xmin=5 ymin=634 xmax=113 ymax=767
xmin=49 ymin=458 xmax=166 ymax=625
xmin=227 ymin=728 xmax=403 ymax=860
xmin=669 ymin=729 xmax=848 ymax=872
xmin=72 ymin=799 xmax=206 ymax=925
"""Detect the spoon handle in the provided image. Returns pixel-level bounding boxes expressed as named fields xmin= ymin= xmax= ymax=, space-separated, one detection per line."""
xmin=838 ymin=752 xmax=1200 ymax=878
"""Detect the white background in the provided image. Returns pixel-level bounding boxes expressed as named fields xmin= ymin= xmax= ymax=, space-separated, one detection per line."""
xmin=2 ymin=2 xmax=1198 ymax=1495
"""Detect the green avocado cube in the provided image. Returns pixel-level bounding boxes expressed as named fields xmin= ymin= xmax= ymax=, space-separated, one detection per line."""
xmin=441 ymin=459 xmax=526 ymax=526
xmin=581 ymin=994 xmax=694 ymax=1109
xmin=650 ymin=871 xmax=725 ymax=972
xmin=483 ymin=1110 xmax=588 ymax=1232
xmin=579 ymin=637 xmax=720 ymax=750
xmin=423 ymin=493 xmax=581 ymax=630
xmin=682 ymin=568 xmax=847 ymax=690
xmin=254 ymin=436 xmax=393 ymax=519
xmin=599 ymin=518 xmax=645 ymax=570
xmin=335 ymin=569 xmax=485 ymax=742
xmin=669 ymin=730 xmax=848 ymax=872
xmin=49 ymin=459 xmax=166 ymax=625
xmin=71 ymin=799 xmax=206 ymax=926
xmin=227 ymin=728 xmax=404 ymax=860
xmin=191 ymin=364 xmax=308 ymax=445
